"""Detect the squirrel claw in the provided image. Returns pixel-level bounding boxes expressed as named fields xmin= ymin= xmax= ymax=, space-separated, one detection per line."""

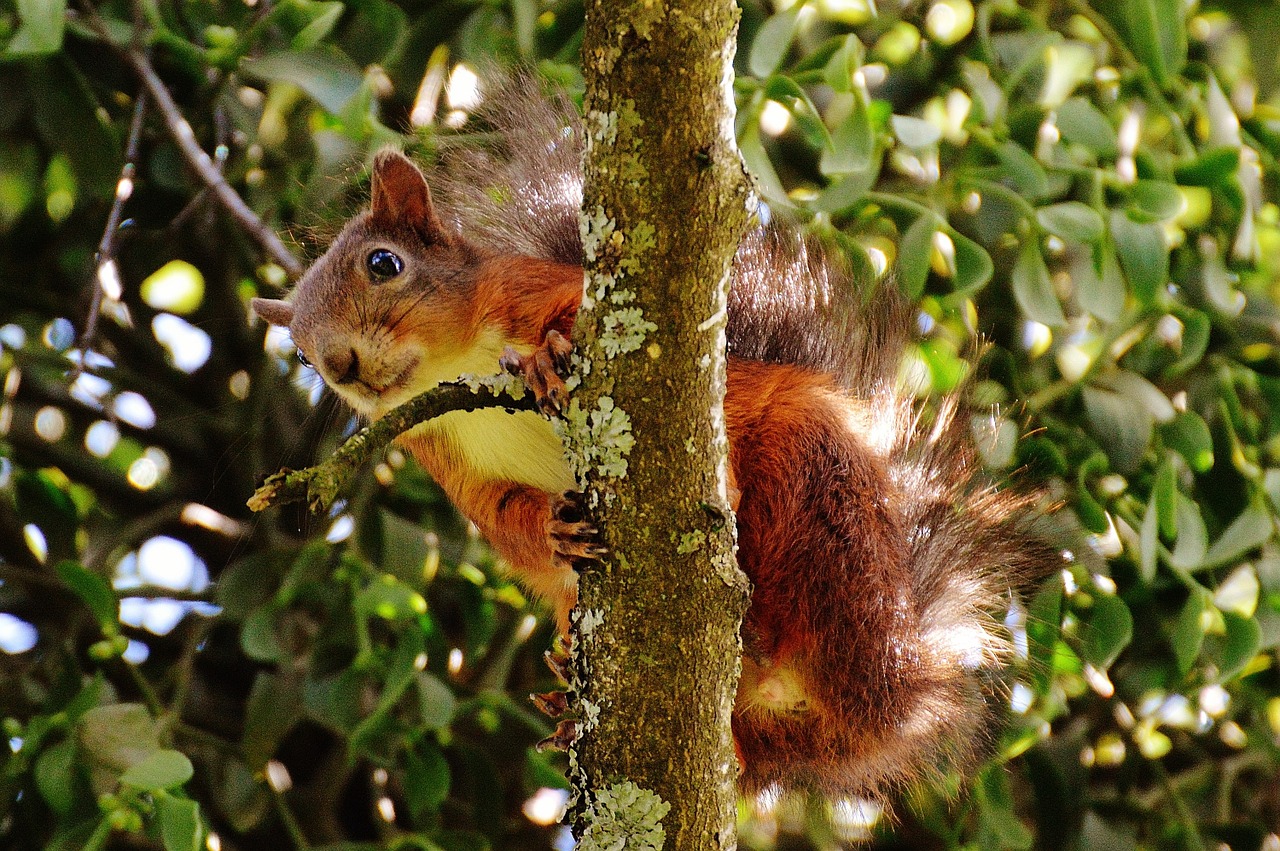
xmin=536 ymin=719 xmax=578 ymax=752
xmin=531 ymin=690 xmax=570 ymax=718
xmin=501 ymin=330 xmax=573 ymax=415
xmin=549 ymin=491 xmax=607 ymax=569
xmin=545 ymin=647 xmax=571 ymax=684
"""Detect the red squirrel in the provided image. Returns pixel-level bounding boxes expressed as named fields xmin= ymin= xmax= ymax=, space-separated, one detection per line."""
xmin=251 ymin=85 xmax=1056 ymax=800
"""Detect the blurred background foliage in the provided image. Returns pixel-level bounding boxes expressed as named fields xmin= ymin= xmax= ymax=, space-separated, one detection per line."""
xmin=1 ymin=0 xmax=1279 ymax=849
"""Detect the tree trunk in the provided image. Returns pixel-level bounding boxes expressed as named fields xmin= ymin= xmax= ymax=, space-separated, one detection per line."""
xmin=565 ymin=2 xmax=753 ymax=849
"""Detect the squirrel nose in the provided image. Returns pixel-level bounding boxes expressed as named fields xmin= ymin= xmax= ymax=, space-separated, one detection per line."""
xmin=324 ymin=348 xmax=360 ymax=384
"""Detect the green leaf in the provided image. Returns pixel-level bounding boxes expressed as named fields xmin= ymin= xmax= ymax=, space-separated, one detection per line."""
xmin=1203 ymin=504 xmax=1273 ymax=570
xmin=24 ymin=58 xmax=122 ymax=198
xmin=120 ymin=749 xmax=194 ymax=790
xmin=823 ymin=34 xmax=865 ymax=93
xmin=55 ymin=561 xmax=118 ymax=630
xmin=242 ymin=673 xmax=303 ymax=768
xmin=951 ymin=231 xmax=993 ymax=293
xmin=405 ymin=742 xmax=451 ymax=819
xmin=1076 ymin=242 xmax=1125 ymax=322
xmin=1037 ymin=202 xmax=1104 ymax=242
xmin=1169 ymin=589 xmax=1208 ymax=674
xmin=1154 ymin=459 xmax=1177 ymax=540
xmin=243 ymin=48 xmax=364 ymax=114
xmin=1011 ymin=239 xmax=1066 ymax=327
xmin=379 ymin=509 xmax=434 ymax=584
xmin=1127 ymin=180 xmax=1184 ymax=222
xmin=417 ymin=672 xmax=457 ymax=731
xmin=739 ymin=120 xmax=789 ymax=205
xmin=1057 ymin=98 xmax=1118 ymax=158
xmin=1083 ymin=594 xmax=1133 ymax=669
xmin=749 ymin=3 xmax=803 ymax=77
xmin=7 ymin=0 xmax=68 ymax=55
xmin=1110 ymin=211 xmax=1168 ymax=304
xmin=1174 ymin=147 xmax=1239 ymax=186
xmin=820 ymin=93 xmax=875 ymax=176
xmin=1082 ymin=384 xmax=1152 ymax=473
xmin=1214 ymin=613 xmax=1262 ymax=681
xmin=1140 ymin=492 xmax=1159 ymax=583
xmin=156 ymin=795 xmax=203 ymax=851
xmin=1160 ymin=411 xmax=1213 ymax=472
xmin=1119 ymin=0 xmax=1187 ymax=88
xmin=241 ymin=606 xmax=286 ymax=663
xmin=1169 ymin=494 xmax=1207 ymax=571
xmin=891 ymin=114 xmax=941 ymax=149
xmin=995 ymin=140 xmax=1050 ymax=200
xmin=35 ymin=739 xmax=77 ymax=814
xmin=290 ymin=1 xmax=346 ymax=51
xmin=898 ymin=215 xmax=939 ymax=299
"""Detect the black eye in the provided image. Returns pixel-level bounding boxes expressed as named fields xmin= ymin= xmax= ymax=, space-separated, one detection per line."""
xmin=297 ymin=350 xmax=312 ymax=368
xmin=367 ymin=249 xmax=403 ymax=282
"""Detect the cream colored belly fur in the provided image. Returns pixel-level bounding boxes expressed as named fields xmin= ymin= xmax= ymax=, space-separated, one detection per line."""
xmin=407 ymin=405 xmax=575 ymax=493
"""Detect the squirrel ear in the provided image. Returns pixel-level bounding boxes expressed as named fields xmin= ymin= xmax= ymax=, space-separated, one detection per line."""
xmin=370 ymin=150 xmax=450 ymax=244
xmin=251 ymin=297 xmax=295 ymax=327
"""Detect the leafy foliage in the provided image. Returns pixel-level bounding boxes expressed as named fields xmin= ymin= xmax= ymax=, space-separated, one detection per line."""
xmin=1 ymin=0 xmax=1279 ymax=849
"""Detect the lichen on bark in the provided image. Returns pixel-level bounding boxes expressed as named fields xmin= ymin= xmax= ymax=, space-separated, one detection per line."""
xmin=568 ymin=0 xmax=753 ymax=848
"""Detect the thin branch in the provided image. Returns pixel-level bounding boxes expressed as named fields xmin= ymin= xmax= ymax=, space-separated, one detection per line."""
xmin=80 ymin=3 xmax=305 ymax=279
xmin=78 ymin=88 xmax=148 ymax=367
xmin=247 ymin=377 xmax=538 ymax=513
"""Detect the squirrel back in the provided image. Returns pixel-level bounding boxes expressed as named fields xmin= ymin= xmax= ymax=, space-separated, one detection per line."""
xmin=254 ymin=76 xmax=1058 ymax=803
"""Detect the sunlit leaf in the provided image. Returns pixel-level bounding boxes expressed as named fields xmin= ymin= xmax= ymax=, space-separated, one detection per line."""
xmin=1037 ymin=201 xmax=1104 ymax=242
xmin=1056 ymin=97 xmax=1118 ymax=158
xmin=243 ymin=48 xmax=364 ymax=114
xmin=1082 ymin=593 xmax=1133 ymax=669
xmin=141 ymin=260 xmax=206 ymax=315
xmin=157 ymin=795 xmax=203 ymax=851
xmin=120 ymin=749 xmax=194 ymax=790
xmin=1011 ymin=239 xmax=1065 ymax=327
xmin=749 ymin=4 xmax=803 ymax=77
xmin=1110 ymin=210 xmax=1168 ymax=304
xmin=898 ymin=214 xmax=939 ymax=299
xmin=1169 ymin=589 xmax=1208 ymax=674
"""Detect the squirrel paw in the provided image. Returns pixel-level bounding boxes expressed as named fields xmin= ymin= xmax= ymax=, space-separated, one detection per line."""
xmin=530 ymin=690 xmax=570 ymax=718
xmin=548 ymin=490 xmax=607 ymax=569
xmin=536 ymin=719 xmax=579 ymax=753
xmin=545 ymin=645 xmax=572 ymax=685
xmin=500 ymin=329 xmax=574 ymax=415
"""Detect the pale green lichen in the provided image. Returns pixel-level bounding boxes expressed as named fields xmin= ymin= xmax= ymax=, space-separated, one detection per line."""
xmin=586 ymin=109 xmax=619 ymax=145
xmin=579 ymin=697 xmax=602 ymax=732
xmin=581 ymin=205 xmax=615 ymax=264
xmin=579 ymin=781 xmax=671 ymax=851
xmin=677 ymin=530 xmax=706 ymax=554
xmin=456 ymin=371 xmax=527 ymax=399
xmin=619 ymin=221 xmax=655 ymax=274
xmin=557 ymin=396 xmax=635 ymax=481
xmin=599 ymin=308 xmax=658 ymax=358
xmin=577 ymin=607 xmax=605 ymax=635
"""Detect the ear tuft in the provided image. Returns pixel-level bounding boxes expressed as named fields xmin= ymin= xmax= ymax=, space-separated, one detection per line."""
xmin=251 ymin=297 xmax=295 ymax=327
xmin=370 ymin=149 xmax=449 ymax=244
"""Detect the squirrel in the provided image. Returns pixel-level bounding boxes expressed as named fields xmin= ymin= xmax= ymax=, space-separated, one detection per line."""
xmin=251 ymin=81 xmax=1058 ymax=801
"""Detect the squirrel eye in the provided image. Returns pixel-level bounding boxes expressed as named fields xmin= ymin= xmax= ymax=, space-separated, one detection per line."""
xmin=297 ymin=350 xmax=312 ymax=368
xmin=367 ymin=248 xmax=403 ymax=282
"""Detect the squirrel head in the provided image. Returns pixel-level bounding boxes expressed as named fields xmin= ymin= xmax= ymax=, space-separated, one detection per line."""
xmin=252 ymin=150 xmax=486 ymax=419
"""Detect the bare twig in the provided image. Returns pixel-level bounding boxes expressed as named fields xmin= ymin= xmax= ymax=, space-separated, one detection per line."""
xmin=247 ymin=377 xmax=538 ymax=513
xmin=80 ymin=3 xmax=304 ymax=279
xmin=78 ymin=88 xmax=149 ymax=367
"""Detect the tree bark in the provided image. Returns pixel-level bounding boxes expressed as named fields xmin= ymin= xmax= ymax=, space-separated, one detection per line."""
xmin=567 ymin=3 xmax=753 ymax=849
